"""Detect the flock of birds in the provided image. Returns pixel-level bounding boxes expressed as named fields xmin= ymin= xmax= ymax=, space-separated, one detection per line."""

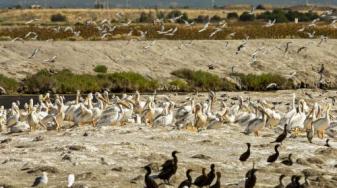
xmin=0 ymin=90 xmax=336 ymax=187
xmin=6 ymin=9 xmax=337 ymax=66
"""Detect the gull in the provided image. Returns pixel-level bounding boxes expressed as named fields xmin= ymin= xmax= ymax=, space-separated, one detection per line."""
xmin=153 ymin=18 xmax=164 ymax=25
xmin=224 ymin=41 xmax=229 ymax=48
xmin=309 ymin=18 xmax=320 ymax=27
xmin=297 ymin=46 xmax=307 ymax=54
xmin=109 ymin=25 xmax=117 ymax=32
xmin=28 ymin=48 xmax=40 ymax=59
xmin=25 ymin=32 xmax=37 ymax=39
xmin=100 ymin=19 xmax=109 ymax=25
xmin=321 ymin=10 xmax=333 ymax=17
xmin=228 ymin=32 xmax=236 ymax=38
xmin=67 ymin=174 xmax=75 ymax=188
xmin=64 ymin=26 xmax=74 ymax=33
xmin=138 ymin=30 xmax=147 ymax=40
xmin=44 ymin=56 xmax=57 ymax=63
xmin=297 ymin=27 xmax=305 ymax=32
xmin=264 ymin=19 xmax=276 ymax=27
xmin=127 ymin=30 xmax=133 ymax=36
xmin=169 ymin=15 xmax=183 ymax=23
xmin=249 ymin=6 xmax=255 ymax=15
xmin=266 ymin=83 xmax=278 ymax=89
xmin=183 ymin=19 xmax=195 ymax=26
xmin=101 ymin=33 xmax=112 ymax=39
xmin=198 ymin=21 xmax=209 ymax=33
xmin=330 ymin=19 xmax=337 ymax=28
xmin=32 ymin=172 xmax=48 ymax=187
xmin=317 ymin=35 xmax=328 ymax=46
xmin=305 ymin=31 xmax=315 ymax=38
xmin=157 ymin=27 xmax=173 ymax=35
xmin=164 ymin=27 xmax=178 ymax=36
xmin=25 ymin=19 xmax=39 ymax=24
xmin=250 ymin=48 xmax=264 ymax=64
xmin=122 ymin=19 xmax=132 ymax=27
xmin=11 ymin=37 xmax=24 ymax=42
xmin=53 ymin=26 xmax=61 ymax=33
xmin=73 ymin=31 xmax=81 ymax=37
xmin=285 ymin=72 xmax=296 ymax=79
xmin=144 ymin=41 xmax=156 ymax=49
xmin=115 ymin=12 xmax=124 ymax=20
xmin=209 ymin=28 xmax=223 ymax=38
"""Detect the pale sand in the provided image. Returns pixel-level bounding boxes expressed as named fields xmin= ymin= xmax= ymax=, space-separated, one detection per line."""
xmin=0 ymin=39 xmax=336 ymax=87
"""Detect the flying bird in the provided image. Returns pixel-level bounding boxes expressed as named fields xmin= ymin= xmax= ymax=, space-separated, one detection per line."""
xmin=198 ymin=22 xmax=210 ymax=33
xmin=44 ymin=56 xmax=57 ymax=63
xmin=265 ymin=19 xmax=276 ymax=27
xmin=28 ymin=48 xmax=40 ymax=59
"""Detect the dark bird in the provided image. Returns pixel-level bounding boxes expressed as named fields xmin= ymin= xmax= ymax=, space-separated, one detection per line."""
xmin=281 ymin=153 xmax=293 ymax=166
xmin=210 ymin=172 xmax=221 ymax=188
xmin=158 ymin=151 xmax=179 ymax=184
xmin=274 ymin=174 xmax=286 ymax=188
xmin=324 ymin=139 xmax=331 ymax=147
xmin=297 ymin=47 xmax=307 ymax=54
xmin=178 ymin=169 xmax=193 ymax=188
xmin=239 ymin=143 xmax=251 ymax=162
xmin=208 ymin=64 xmax=215 ymax=70
xmin=194 ymin=168 xmax=208 ymax=188
xmin=271 ymin=124 xmax=288 ymax=144
xmin=236 ymin=41 xmax=247 ymax=54
xmin=284 ymin=42 xmax=292 ymax=53
xmin=285 ymin=175 xmax=301 ymax=188
xmin=205 ymin=164 xmax=216 ymax=186
xmin=267 ymin=144 xmax=280 ymax=163
xmin=144 ymin=166 xmax=158 ymax=188
xmin=245 ymin=163 xmax=258 ymax=188
xmin=306 ymin=127 xmax=314 ymax=143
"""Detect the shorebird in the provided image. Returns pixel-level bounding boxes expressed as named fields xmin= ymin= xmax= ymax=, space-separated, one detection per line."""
xmin=28 ymin=48 xmax=40 ymax=59
xmin=44 ymin=56 xmax=57 ymax=63
xmin=198 ymin=21 xmax=210 ymax=33
xmin=32 ymin=172 xmax=48 ymax=187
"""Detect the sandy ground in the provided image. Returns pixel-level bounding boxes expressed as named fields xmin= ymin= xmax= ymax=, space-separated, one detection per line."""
xmin=0 ymin=40 xmax=336 ymax=87
xmin=1 ymin=90 xmax=337 ymax=187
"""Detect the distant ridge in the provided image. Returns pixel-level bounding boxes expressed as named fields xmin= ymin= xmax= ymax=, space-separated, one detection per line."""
xmin=1 ymin=0 xmax=337 ymax=9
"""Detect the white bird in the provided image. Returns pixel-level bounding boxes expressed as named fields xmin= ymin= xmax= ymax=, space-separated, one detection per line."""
xmin=266 ymin=83 xmax=278 ymax=89
xmin=265 ymin=19 xmax=276 ymax=27
xmin=169 ymin=15 xmax=183 ymax=23
xmin=28 ymin=48 xmax=40 ymax=59
xmin=138 ymin=30 xmax=147 ymax=40
xmin=183 ymin=19 xmax=195 ymax=26
xmin=297 ymin=27 xmax=305 ymax=32
xmin=209 ymin=28 xmax=223 ymax=38
xmin=25 ymin=19 xmax=39 ymax=24
xmin=122 ymin=19 xmax=132 ymax=26
xmin=44 ymin=56 xmax=57 ymax=63
xmin=64 ymin=26 xmax=74 ymax=33
xmin=32 ymin=172 xmax=48 ymax=187
xmin=73 ymin=31 xmax=81 ymax=37
xmin=67 ymin=174 xmax=75 ymax=188
xmin=305 ymin=31 xmax=316 ymax=38
xmin=25 ymin=32 xmax=37 ymax=39
xmin=144 ymin=41 xmax=156 ymax=49
xmin=101 ymin=33 xmax=112 ymax=39
xmin=198 ymin=22 xmax=209 ymax=33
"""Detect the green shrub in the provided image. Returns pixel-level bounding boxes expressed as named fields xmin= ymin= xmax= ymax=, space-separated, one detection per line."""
xmin=257 ymin=9 xmax=288 ymax=23
xmin=231 ymin=73 xmax=292 ymax=91
xmin=166 ymin=10 xmax=188 ymax=23
xmin=210 ymin=15 xmax=222 ymax=23
xmin=239 ymin=12 xmax=255 ymax=22
xmin=94 ymin=65 xmax=108 ymax=73
xmin=171 ymin=69 xmax=235 ymax=91
xmin=169 ymin=79 xmax=189 ymax=91
xmin=50 ymin=13 xmax=67 ymax=22
xmin=227 ymin=12 xmax=239 ymax=20
xmin=139 ymin=11 xmax=154 ymax=23
xmin=0 ymin=74 xmax=18 ymax=94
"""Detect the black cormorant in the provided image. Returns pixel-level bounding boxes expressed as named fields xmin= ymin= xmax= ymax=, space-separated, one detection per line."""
xmin=178 ymin=169 xmax=193 ymax=188
xmin=144 ymin=166 xmax=158 ymax=188
xmin=281 ymin=154 xmax=293 ymax=166
xmin=210 ymin=172 xmax=221 ymax=188
xmin=194 ymin=168 xmax=208 ymax=188
xmin=239 ymin=143 xmax=251 ymax=162
xmin=271 ymin=124 xmax=288 ymax=144
xmin=267 ymin=144 xmax=280 ymax=163
xmin=158 ymin=151 xmax=179 ymax=184
xmin=274 ymin=174 xmax=286 ymax=188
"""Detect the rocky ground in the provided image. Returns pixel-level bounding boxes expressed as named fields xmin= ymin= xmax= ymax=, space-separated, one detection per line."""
xmin=1 ymin=90 xmax=337 ymax=187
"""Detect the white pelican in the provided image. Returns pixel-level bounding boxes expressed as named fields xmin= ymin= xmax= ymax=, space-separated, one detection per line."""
xmin=244 ymin=106 xmax=268 ymax=136
xmin=153 ymin=102 xmax=174 ymax=127
xmin=313 ymin=104 xmax=332 ymax=139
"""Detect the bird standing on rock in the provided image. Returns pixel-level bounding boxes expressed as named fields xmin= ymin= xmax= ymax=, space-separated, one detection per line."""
xmin=158 ymin=151 xmax=179 ymax=184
